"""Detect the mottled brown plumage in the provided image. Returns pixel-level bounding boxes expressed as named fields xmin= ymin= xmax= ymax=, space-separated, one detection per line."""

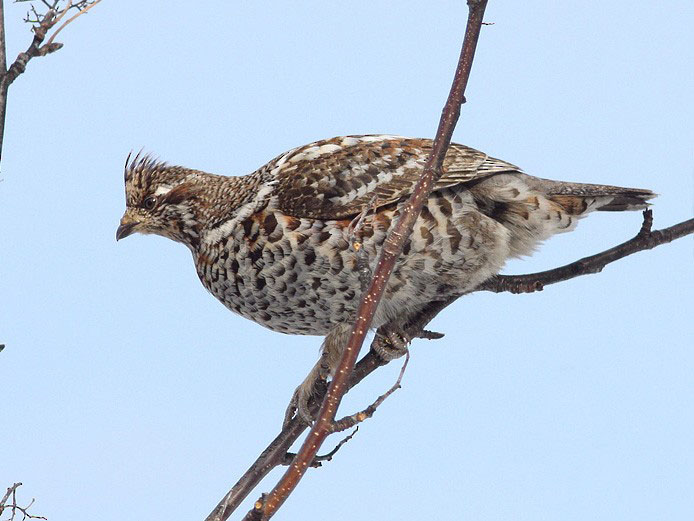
xmin=116 ymin=135 xmax=654 ymax=423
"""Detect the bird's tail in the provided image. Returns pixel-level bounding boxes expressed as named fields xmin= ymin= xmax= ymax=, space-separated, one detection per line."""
xmin=473 ymin=174 xmax=657 ymax=259
xmin=531 ymin=178 xmax=656 ymax=215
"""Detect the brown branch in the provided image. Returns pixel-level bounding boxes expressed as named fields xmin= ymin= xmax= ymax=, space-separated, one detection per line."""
xmin=0 ymin=0 xmax=102 ymax=161
xmin=202 ymin=4 xmax=693 ymax=519
xmin=203 ymin=339 xmax=392 ymax=521
xmin=239 ymin=2 xmax=490 ymax=520
xmin=204 ymin=213 xmax=692 ymax=521
xmin=478 ymin=210 xmax=694 ymax=294
xmin=3 ymin=8 xmax=58 ymax=89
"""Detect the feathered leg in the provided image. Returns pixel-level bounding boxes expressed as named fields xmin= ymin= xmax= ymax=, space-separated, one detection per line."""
xmin=284 ymin=323 xmax=352 ymax=426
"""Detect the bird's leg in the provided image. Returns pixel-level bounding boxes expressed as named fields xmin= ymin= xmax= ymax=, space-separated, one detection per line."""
xmin=284 ymin=323 xmax=352 ymax=427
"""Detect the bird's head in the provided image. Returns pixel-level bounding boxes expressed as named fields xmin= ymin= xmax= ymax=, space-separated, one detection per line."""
xmin=116 ymin=153 xmax=204 ymax=250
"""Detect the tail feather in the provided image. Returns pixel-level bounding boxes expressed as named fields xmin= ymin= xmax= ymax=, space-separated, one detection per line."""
xmin=535 ymin=178 xmax=656 ymax=214
xmin=467 ymin=173 xmax=656 ymax=259
xmin=592 ymin=192 xmax=656 ymax=212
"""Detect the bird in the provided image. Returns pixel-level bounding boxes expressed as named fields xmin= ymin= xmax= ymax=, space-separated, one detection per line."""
xmin=116 ymin=135 xmax=654 ymax=424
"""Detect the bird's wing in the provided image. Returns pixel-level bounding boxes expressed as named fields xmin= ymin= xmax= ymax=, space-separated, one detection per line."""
xmin=270 ymin=135 xmax=520 ymax=219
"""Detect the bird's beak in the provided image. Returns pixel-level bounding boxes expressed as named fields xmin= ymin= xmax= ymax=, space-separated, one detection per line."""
xmin=116 ymin=213 xmax=140 ymax=241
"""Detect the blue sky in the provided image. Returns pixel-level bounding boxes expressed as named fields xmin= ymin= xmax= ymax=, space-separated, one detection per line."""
xmin=1 ymin=1 xmax=692 ymax=520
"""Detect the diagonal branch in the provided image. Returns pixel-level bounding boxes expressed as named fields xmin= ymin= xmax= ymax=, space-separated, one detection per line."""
xmin=203 ymin=338 xmax=391 ymax=521
xmin=3 ymin=7 xmax=60 ymax=90
xmin=238 ymin=1 xmax=491 ymax=519
xmin=479 ymin=211 xmax=694 ymax=294
xmin=330 ymin=351 xmax=410 ymax=433
xmin=204 ymin=209 xmax=692 ymax=520
xmin=281 ymin=427 xmax=359 ymax=468
xmin=202 ymin=2 xmax=692 ymax=518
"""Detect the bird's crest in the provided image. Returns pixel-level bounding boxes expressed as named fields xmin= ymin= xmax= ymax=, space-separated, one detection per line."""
xmin=124 ymin=150 xmax=169 ymax=183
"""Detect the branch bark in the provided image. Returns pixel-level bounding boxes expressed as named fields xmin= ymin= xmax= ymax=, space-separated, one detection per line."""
xmin=235 ymin=1 xmax=491 ymax=519
xmin=203 ymin=337 xmax=390 ymax=521
xmin=0 ymin=0 xmax=8 ymax=157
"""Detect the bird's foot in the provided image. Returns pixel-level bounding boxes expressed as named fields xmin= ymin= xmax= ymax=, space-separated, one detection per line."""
xmin=282 ymin=324 xmax=352 ymax=428
xmin=283 ymin=353 xmax=331 ymax=428
xmin=373 ymin=327 xmax=411 ymax=361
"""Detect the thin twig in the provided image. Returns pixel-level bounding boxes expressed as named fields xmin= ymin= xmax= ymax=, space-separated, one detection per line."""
xmin=0 ymin=483 xmax=46 ymax=520
xmin=43 ymin=0 xmax=101 ymax=50
xmin=281 ymin=427 xmax=359 ymax=468
xmin=0 ymin=0 xmax=102 ymax=161
xmin=0 ymin=483 xmax=19 ymax=513
xmin=332 ymin=351 xmax=410 ymax=433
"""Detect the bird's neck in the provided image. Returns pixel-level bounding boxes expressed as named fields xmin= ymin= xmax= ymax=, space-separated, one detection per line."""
xmin=177 ymin=170 xmax=266 ymax=252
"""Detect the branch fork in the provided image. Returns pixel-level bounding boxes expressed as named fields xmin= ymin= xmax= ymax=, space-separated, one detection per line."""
xmin=3 ymin=0 xmax=101 ymax=88
xmin=1 ymin=0 xmax=103 ymax=159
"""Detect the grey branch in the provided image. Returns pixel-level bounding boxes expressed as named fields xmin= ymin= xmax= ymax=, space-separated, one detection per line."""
xmin=0 ymin=483 xmax=46 ymax=521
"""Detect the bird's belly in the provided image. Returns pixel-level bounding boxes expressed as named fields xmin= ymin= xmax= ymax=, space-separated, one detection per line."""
xmin=196 ymin=198 xmax=510 ymax=336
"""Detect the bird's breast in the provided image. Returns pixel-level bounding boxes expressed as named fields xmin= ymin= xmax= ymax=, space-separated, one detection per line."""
xmin=195 ymin=211 xmax=363 ymax=335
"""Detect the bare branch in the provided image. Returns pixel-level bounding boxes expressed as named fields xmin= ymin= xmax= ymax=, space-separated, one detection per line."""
xmin=198 ymin=3 xmax=693 ymax=518
xmin=0 ymin=483 xmax=18 ymax=513
xmin=203 ymin=344 xmax=389 ymax=521
xmin=17 ymin=0 xmax=97 ymax=26
xmin=241 ymin=1 xmax=491 ymax=519
xmin=331 ymin=351 xmax=410 ymax=433
xmin=0 ymin=0 xmax=102 ymax=161
xmin=0 ymin=483 xmax=46 ymax=521
xmin=478 ymin=210 xmax=694 ymax=295
xmin=43 ymin=0 xmax=102 ymax=51
xmin=281 ymin=427 xmax=359 ymax=468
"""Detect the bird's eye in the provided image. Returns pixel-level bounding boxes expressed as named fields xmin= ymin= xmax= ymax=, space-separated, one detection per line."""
xmin=143 ymin=196 xmax=157 ymax=210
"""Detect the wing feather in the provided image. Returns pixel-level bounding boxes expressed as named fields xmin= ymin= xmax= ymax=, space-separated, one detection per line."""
xmin=272 ymin=135 xmax=520 ymax=219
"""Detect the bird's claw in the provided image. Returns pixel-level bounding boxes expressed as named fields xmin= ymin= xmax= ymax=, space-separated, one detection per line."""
xmin=373 ymin=328 xmax=410 ymax=361
xmin=283 ymin=364 xmax=330 ymax=428
xmin=283 ymin=386 xmax=314 ymax=428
